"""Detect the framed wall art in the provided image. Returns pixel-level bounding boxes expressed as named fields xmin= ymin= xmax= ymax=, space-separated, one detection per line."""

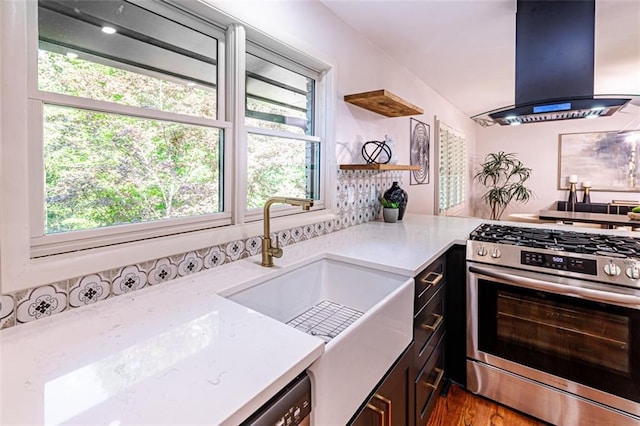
xmin=410 ymin=118 xmax=430 ymax=185
xmin=558 ymin=130 xmax=640 ymax=191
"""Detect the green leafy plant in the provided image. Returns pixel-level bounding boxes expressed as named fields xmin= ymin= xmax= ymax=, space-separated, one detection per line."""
xmin=474 ymin=151 xmax=533 ymax=220
xmin=380 ymin=197 xmax=399 ymax=209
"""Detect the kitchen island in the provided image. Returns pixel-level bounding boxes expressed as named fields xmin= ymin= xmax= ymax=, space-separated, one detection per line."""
xmin=1 ymin=214 xmax=483 ymax=425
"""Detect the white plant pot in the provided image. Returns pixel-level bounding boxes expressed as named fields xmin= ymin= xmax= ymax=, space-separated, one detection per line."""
xmin=383 ymin=208 xmax=399 ymax=223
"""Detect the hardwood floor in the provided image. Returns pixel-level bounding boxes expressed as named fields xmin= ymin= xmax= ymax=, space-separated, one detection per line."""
xmin=426 ymin=384 xmax=548 ymax=426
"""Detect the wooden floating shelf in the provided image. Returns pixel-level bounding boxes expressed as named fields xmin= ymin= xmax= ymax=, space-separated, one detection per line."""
xmin=344 ymin=89 xmax=423 ymax=117
xmin=339 ymin=164 xmax=421 ymax=171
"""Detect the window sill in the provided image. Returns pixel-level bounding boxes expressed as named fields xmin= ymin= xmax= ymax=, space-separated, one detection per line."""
xmin=13 ymin=210 xmax=337 ymax=293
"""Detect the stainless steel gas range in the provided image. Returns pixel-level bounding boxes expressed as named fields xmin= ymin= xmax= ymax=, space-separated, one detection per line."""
xmin=465 ymin=223 xmax=640 ymax=426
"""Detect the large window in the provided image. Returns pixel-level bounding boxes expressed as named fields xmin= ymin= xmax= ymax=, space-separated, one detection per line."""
xmin=23 ymin=0 xmax=327 ymax=257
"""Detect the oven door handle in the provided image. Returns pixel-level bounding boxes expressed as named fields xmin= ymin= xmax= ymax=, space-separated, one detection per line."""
xmin=469 ymin=265 xmax=640 ymax=308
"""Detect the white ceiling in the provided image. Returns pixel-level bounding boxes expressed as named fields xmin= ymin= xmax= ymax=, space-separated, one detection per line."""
xmin=321 ymin=0 xmax=640 ymax=118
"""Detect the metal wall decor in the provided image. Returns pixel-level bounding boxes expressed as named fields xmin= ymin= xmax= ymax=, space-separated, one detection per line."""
xmin=410 ymin=118 xmax=430 ymax=185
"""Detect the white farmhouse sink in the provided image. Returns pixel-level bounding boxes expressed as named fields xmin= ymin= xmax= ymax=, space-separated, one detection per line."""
xmin=223 ymin=258 xmax=414 ymax=425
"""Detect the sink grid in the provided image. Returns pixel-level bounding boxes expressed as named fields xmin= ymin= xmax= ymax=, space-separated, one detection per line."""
xmin=286 ymin=300 xmax=363 ymax=343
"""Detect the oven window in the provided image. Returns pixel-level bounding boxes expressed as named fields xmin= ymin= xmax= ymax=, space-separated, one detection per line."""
xmin=497 ymin=291 xmax=629 ymax=373
xmin=478 ymin=280 xmax=640 ymax=403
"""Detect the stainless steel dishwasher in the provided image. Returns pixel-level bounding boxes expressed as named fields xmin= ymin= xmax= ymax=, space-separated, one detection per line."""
xmin=241 ymin=372 xmax=311 ymax=426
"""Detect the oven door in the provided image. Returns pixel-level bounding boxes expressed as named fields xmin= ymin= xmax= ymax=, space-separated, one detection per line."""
xmin=467 ymin=263 xmax=640 ymax=419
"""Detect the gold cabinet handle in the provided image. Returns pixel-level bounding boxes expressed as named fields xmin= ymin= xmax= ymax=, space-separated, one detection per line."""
xmin=365 ymin=402 xmax=385 ymax=426
xmin=373 ymin=393 xmax=391 ymax=426
xmin=419 ymin=271 xmax=443 ymax=288
xmin=422 ymin=367 xmax=444 ymax=390
xmin=420 ymin=313 xmax=443 ymax=332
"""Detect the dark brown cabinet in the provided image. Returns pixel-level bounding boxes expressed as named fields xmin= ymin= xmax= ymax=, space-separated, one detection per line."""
xmin=414 ymin=255 xmax=447 ymax=425
xmin=349 ymin=342 xmax=414 ymax=426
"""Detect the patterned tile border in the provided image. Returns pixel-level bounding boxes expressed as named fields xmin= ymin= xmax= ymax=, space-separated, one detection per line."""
xmin=0 ymin=170 xmax=403 ymax=330
xmin=0 ymin=294 xmax=16 ymax=329
xmin=69 ymin=273 xmax=110 ymax=307
xmin=15 ymin=283 xmax=67 ymax=324
xmin=112 ymin=265 xmax=148 ymax=296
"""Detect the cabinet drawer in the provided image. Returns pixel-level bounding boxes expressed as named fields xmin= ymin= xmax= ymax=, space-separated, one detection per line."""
xmin=414 ymin=287 xmax=445 ymax=367
xmin=415 ymin=333 xmax=445 ymax=425
xmin=414 ymin=258 xmax=445 ymax=313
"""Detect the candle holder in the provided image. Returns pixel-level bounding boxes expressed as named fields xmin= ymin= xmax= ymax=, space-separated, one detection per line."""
xmin=567 ymin=182 xmax=577 ymax=208
xmin=567 ymin=175 xmax=578 ymax=211
xmin=567 ymin=175 xmax=578 ymax=210
xmin=582 ymin=182 xmax=592 ymax=204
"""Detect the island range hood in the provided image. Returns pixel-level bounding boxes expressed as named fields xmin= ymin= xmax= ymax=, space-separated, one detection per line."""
xmin=478 ymin=0 xmax=630 ymax=126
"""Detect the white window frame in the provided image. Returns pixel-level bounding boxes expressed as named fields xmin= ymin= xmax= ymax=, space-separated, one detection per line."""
xmin=0 ymin=0 xmax=336 ymax=294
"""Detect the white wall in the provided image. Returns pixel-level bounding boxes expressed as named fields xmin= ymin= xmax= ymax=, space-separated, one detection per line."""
xmin=473 ymin=111 xmax=640 ymax=219
xmin=207 ymin=0 xmax=477 ymax=216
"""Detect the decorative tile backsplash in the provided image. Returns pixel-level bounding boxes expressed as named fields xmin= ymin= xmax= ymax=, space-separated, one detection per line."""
xmin=69 ymin=273 xmax=110 ymax=307
xmin=0 ymin=170 xmax=403 ymax=330
xmin=0 ymin=294 xmax=16 ymax=329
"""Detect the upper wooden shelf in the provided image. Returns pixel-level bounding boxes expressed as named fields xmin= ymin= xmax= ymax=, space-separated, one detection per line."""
xmin=339 ymin=164 xmax=421 ymax=171
xmin=344 ymin=89 xmax=423 ymax=117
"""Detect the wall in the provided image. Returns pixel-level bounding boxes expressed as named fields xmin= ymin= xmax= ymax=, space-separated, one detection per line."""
xmin=207 ymin=0 xmax=477 ymax=216
xmin=473 ymin=110 xmax=640 ymax=219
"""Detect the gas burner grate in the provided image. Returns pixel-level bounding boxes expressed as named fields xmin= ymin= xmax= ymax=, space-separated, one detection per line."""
xmin=470 ymin=223 xmax=640 ymax=258
xmin=286 ymin=300 xmax=363 ymax=343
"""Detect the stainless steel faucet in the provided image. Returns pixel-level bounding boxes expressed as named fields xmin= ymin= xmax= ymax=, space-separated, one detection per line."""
xmin=262 ymin=196 xmax=314 ymax=267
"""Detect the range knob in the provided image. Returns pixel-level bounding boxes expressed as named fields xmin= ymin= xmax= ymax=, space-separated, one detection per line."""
xmin=604 ymin=261 xmax=621 ymax=277
xmin=625 ymin=264 xmax=640 ymax=280
xmin=490 ymin=247 xmax=502 ymax=259
xmin=476 ymin=245 xmax=487 ymax=256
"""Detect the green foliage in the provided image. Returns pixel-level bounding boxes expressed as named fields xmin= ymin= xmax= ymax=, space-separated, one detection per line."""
xmin=39 ymin=49 xmax=314 ymax=233
xmin=245 ymin=97 xmax=317 ymax=209
xmin=38 ymin=51 xmax=217 ymax=118
xmin=380 ymin=197 xmax=399 ymax=209
xmin=246 ymin=132 xmax=310 ymax=208
xmin=474 ymin=151 xmax=533 ymax=220
xmin=43 ymin=105 xmax=221 ymax=233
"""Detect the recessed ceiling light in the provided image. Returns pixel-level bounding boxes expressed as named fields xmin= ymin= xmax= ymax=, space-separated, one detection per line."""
xmin=585 ymin=114 xmax=599 ymax=119
xmin=66 ymin=52 xmax=78 ymax=59
xmin=509 ymin=121 xmax=522 ymax=126
xmin=187 ymin=82 xmax=196 ymax=87
xmin=101 ymin=26 xmax=117 ymax=35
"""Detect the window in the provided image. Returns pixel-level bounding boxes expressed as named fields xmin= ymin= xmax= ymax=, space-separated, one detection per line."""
xmin=31 ymin=0 xmax=230 ymax=256
xmin=437 ymin=120 xmax=466 ymax=213
xmin=43 ymin=106 xmax=223 ymax=233
xmin=244 ymin=47 xmax=321 ymax=210
xmin=23 ymin=0 xmax=328 ymax=257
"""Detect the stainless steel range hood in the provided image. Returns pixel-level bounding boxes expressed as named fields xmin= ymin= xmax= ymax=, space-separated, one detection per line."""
xmin=474 ymin=0 xmax=630 ymax=126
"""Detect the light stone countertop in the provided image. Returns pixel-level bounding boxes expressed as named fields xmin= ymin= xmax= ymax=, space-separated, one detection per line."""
xmin=0 ymin=214 xmax=484 ymax=426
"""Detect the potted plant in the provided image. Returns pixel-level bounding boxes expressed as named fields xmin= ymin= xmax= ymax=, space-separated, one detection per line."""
xmin=474 ymin=151 xmax=534 ymax=220
xmin=380 ymin=197 xmax=399 ymax=223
